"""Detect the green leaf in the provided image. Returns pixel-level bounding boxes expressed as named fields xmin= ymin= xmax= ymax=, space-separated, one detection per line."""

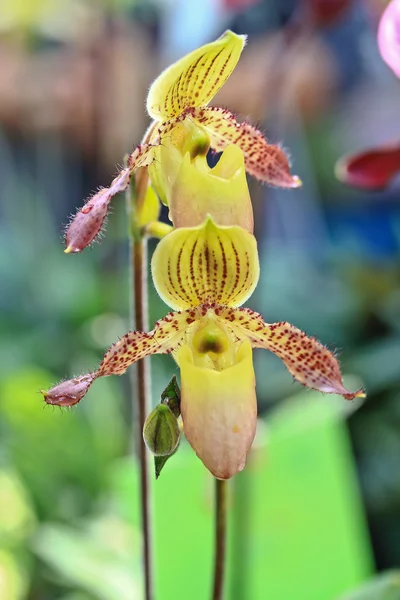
xmin=32 ymin=522 xmax=141 ymax=600
xmin=160 ymin=375 xmax=181 ymax=418
xmin=154 ymin=444 xmax=179 ymax=480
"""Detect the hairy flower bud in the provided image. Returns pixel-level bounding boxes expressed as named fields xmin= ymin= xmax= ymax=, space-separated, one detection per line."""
xmin=65 ymin=189 xmax=110 ymax=253
xmin=64 ymin=168 xmax=131 ymax=253
xmin=41 ymin=374 xmax=96 ymax=407
xmin=143 ymin=404 xmax=180 ymax=456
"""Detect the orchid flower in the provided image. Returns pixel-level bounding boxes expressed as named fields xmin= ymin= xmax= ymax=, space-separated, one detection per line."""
xmin=65 ymin=30 xmax=301 ymax=253
xmin=43 ymin=217 xmax=363 ymax=479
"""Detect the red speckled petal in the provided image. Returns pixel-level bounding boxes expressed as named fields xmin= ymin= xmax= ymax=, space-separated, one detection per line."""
xmin=98 ymin=310 xmax=194 ymax=376
xmin=191 ymin=106 xmax=301 ymax=188
xmin=41 ymin=310 xmax=194 ymax=407
xmin=217 ymin=306 xmax=364 ymax=400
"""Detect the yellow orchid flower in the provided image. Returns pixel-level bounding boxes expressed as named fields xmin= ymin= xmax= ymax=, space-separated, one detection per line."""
xmin=43 ymin=218 xmax=363 ymax=479
xmin=64 ymin=30 xmax=300 ymax=253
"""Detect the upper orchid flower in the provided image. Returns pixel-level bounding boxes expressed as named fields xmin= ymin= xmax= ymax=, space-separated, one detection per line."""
xmin=65 ymin=30 xmax=301 ymax=253
xmin=43 ymin=217 xmax=363 ymax=479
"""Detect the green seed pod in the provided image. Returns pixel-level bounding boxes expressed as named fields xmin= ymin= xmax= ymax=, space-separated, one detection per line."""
xmin=143 ymin=404 xmax=180 ymax=457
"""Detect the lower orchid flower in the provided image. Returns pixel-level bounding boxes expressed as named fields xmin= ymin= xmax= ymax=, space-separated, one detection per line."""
xmin=42 ymin=218 xmax=364 ymax=480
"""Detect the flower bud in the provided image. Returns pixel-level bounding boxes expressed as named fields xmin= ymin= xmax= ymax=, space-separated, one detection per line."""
xmin=65 ymin=189 xmax=110 ymax=253
xmin=143 ymin=404 xmax=180 ymax=456
xmin=41 ymin=374 xmax=96 ymax=407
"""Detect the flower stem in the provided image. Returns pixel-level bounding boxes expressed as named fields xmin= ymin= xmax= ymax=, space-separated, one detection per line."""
xmin=212 ymin=478 xmax=228 ymax=600
xmin=127 ymin=170 xmax=154 ymax=600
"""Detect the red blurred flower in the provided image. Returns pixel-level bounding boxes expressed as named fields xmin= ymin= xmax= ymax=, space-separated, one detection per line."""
xmin=335 ymin=144 xmax=400 ymax=190
xmin=307 ymin=0 xmax=352 ymax=26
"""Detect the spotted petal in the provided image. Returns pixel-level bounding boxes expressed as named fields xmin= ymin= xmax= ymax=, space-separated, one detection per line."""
xmin=42 ymin=310 xmax=194 ymax=405
xmin=147 ymin=30 xmax=246 ymax=120
xmin=218 ymin=307 xmax=364 ymax=400
xmin=151 ymin=217 xmax=260 ymax=311
xmin=191 ymin=106 xmax=301 ymax=188
xmin=98 ymin=310 xmax=194 ymax=376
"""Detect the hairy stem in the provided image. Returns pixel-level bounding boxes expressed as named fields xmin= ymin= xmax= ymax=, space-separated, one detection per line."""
xmin=212 ymin=478 xmax=228 ymax=600
xmin=127 ymin=171 xmax=153 ymax=600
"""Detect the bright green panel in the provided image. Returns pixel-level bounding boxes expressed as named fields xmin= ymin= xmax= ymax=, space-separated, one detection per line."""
xmin=227 ymin=396 xmax=373 ymax=600
xmin=112 ymin=391 xmax=373 ymax=600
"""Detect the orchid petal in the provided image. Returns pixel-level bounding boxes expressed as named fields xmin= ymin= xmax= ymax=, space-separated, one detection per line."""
xmin=99 ymin=310 xmax=194 ymax=376
xmin=218 ymin=307 xmax=365 ymax=400
xmin=378 ymin=0 xmax=400 ymax=79
xmin=178 ymin=339 xmax=257 ymax=479
xmin=151 ymin=217 xmax=259 ymax=311
xmin=335 ymin=144 xmax=400 ymax=190
xmin=191 ymin=106 xmax=302 ymax=188
xmin=41 ymin=310 xmax=194 ymax=405
xmin=147 ymin=30 xmax=246 ymax=120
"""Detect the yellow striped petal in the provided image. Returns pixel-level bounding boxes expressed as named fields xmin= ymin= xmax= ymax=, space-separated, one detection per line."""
xmin=217 ymin=307 xmax=365 ymax=400
xmin=146 ymin=30 xmax=246 ymax=120
xmin=178 ymin=338 xmax=257 ymax=479
xmin=192 ymin=106 xmax=302 ymax=188
xmin=151 ymin=217 xmax=259 ymax=311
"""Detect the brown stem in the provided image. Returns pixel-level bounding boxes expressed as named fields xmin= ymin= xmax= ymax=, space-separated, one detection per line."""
xmin=212 ymin=478 xmax=228 ymax=600
xmin=127 ymin=173 xmax=153 ymax=600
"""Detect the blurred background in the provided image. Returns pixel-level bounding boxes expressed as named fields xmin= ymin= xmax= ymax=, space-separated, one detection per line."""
xmin=1 ymin=0 xmax=400 ymax=598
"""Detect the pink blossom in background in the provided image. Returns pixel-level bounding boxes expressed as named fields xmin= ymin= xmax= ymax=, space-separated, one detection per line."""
xmin=378 ymin=0 xmax=400 ymax=77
